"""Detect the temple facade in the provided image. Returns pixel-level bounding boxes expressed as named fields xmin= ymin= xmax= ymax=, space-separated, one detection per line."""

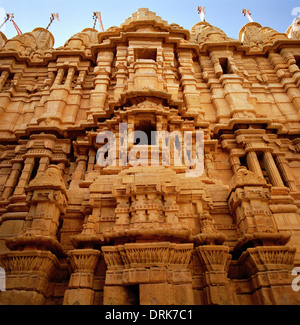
xmin=0 ymin=8 xmax=300 ymax=305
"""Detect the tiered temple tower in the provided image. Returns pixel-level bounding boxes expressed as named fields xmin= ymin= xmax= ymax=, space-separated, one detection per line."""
xmin=0 ymin=8 xmax=300 ymax=305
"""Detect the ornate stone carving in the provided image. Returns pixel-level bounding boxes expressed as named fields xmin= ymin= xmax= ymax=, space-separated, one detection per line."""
xmin=191 ymin=22 xmax=231 ymax=44
xmin=238 ymin=246 xmax=296 ymax=276
xmin=103 ymin=242 xmax=193 ymax=270
xmin=63 ymin=249 xmax=100 ymax=305
xmin=0 ymin=7 xmax=299 ymax=306
xmin=196 ymin=245 xmax=231 ymax=272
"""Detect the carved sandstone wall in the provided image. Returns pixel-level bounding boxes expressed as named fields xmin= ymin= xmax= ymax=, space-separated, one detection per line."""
xmin=0 ymin=8 xmax=300 ymax=305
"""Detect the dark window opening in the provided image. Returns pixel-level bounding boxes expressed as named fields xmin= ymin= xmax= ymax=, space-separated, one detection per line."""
xmin=29 ymin=158 xmax=40 ymax=182
xmin=134 ymin=121 xmax=156 ymax=145
xmin=71 ymin=71 xmax=79 ymax=89
xmin=69 ymin=143 xmax=76 ymax=163
xmin=61 ymin=70 xmax=68 ymax=85
xmin=127 ymin=284 xmax=140 ymax=305
xmin=134 ymin=48 xmax=157 ymax=61
xmin=240 ymin=156 xmax=248 ymax=169
xmin=56 ymin=217 xmax=63 ymax=241
xmin=219 ymin=58 xmax=233 ymax=74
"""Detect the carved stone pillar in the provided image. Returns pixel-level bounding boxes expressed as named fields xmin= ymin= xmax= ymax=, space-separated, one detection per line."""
xmin=275 ymin=156 xmax=297 ymax=192
xmin=237 ymin=246 xmax=300 ymax=305
xmin=65 ymin=67 xmax=76 ymax=88
xmin=0 ymin=250 xmax=59 ymax=305
xmin=196 ymin=245 xmax=233 ymax=305
xmin=1 ymin=161 xmax=22 ymax=200
xmin=263 ymin=151 xmax=284 ymax=187
xmin=6 ymin=165 xmax=67 ymax=256
xmin=114 ymin=46 xmax=128 ymax=100
xmin=36 ymin=156 xmax=50 ymax=177
xmin=0 ymin=71 xmax=9 ymax=91
xmin=177 ymin=50 xmax=204 ymax=117
xmin=12 ymin=157 xmax=35 ymax=196
xmin=63 ymin=249 xmax=100 ymax=305
xmin=228 ymin=168 xmax=284 ymax=249
xmin=87 ymin=148 xmax=96 ymax=172
xmin=88 ymin=50 xmax=114 ymax=121
xmin=72 ymin=154 xmax=87 ymax=181
xmin=246 ymin=151 xmax=264 ymax=179
xmin=229 ymin=154 xmax=242 ymax=173
xmin=163 ymin=46 xmax=179 ymax=99
xmin=53 ymin=68 xmax=65 ymax=86
xmin=38 ymin=61 xmax=80 ymax=128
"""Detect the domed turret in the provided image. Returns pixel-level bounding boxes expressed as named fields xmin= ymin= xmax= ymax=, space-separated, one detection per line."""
xmin=31 ymin=27 xmax=55 ymax=50
xmin=191 ymin=21 xmax=230 ymax=44
xmin=64 ymin=28 xmax=98 ymax=51
xmin=1 ymin=27 xmax=54 ymax=60
xmin=239 ymin=22 xmax=287 ymax=51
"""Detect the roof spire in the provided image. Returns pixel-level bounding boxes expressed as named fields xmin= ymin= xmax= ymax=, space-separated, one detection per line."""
xmin=198 ymin=6 xmax=206 ymax=22
xmin=242 ymin=9 xmax=254 ymax=23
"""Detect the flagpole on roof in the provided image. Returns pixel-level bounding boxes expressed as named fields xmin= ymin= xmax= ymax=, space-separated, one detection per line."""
xmin=197 ymin=6 xmax=206 ymax=22
xmin=93 ymin=12 xmax=104 ymax=31
xmin=0 ymin=14 xmax=10 ymax=30
xmin=0 ymin=13 xmax=22 ymax=35
xmin=242 ymin=9 xmax=254 ymax=23
xmin=46 ymin=13 xmax=60 ymax=30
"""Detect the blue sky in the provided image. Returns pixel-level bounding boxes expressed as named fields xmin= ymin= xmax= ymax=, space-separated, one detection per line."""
xmin=0 ymin=0 xmax=299 ymax=47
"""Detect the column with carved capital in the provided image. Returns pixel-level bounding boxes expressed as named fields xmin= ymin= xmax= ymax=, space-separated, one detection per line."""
xmin=6 ymin=165 xmax=68 ymax=255
xmin=12 ymin=157 xmax=35 ymax=197
xmin=177 ymin=49 xmax=204 ymax=118
xmin=37 ymin=68 xmax=69 ymax=128
xmin=236 ymin=246 xmax=300 ymax=304
xmin=228 ymin=168 xmax=280 ymax=246
xmin=37 ymin=58 xmax=81 ymax=129
xmin=1 ymin=161 xmax=23 ymax=201
xmin=196 ymin=245 xmax=233 ymax=305
xmin=0 ymin=250 xmax=60 ymax=304
xmin=88 ymin=50 xmax=114 ymax=122
xmin=63 ymin=249 xmax=100 ymax=305
xmin=71 ymin=154 xmax=88 ymax=182
xmin=102 ymin=242 xmax=194 ymax=305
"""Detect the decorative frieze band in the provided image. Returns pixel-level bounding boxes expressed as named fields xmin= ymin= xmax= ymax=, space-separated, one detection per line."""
xmin=0 ymin=250 xmax=59 ymax=281
xmin=238 ymin=246 xmax=296 ymax=277
xmin=102 ymin=242 xmax=193 ymax=270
